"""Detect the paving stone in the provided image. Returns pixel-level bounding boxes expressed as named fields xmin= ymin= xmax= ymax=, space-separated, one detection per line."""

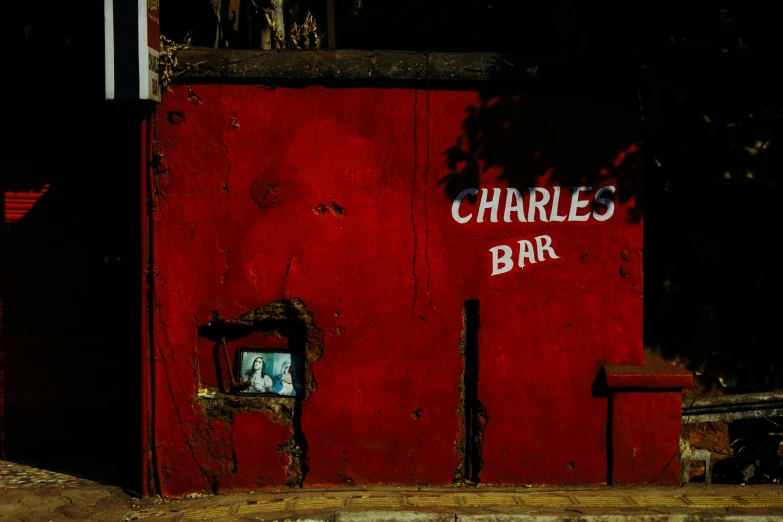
xmin=0 ymin=462 xmax=92 ymax=490
xmin=61 ymin=488 xmax=112 ymax=505
xmin=20 ymin=492 xmax=71 ymax=510
xmin=0 ymin=490 xmax=30 ymax=503
xmin=57 ymin=502 xmax=103 ymax=519
xmin=0 ymin=502 xmax=26 ymax=517
xmin=15 ymin=512 xmax=71 ymax=522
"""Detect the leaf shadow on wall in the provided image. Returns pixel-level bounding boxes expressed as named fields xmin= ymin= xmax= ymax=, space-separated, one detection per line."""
xmin=439 ymin=88 xmax=644 ymax=222
xmin=440 ymin=57 xmax=783 ymax=400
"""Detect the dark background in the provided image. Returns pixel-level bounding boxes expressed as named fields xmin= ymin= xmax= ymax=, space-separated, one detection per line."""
xmin=162 ymin=0 xmax=783 ymax=395
xmin=1 ymin=1 xmax=143 ymax=492
xmin=0 ymin=0 xmax=780 ymax=491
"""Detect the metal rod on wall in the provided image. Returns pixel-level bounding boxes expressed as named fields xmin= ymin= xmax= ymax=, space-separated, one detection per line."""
xmin=140 ymin=113 xmax=151 ymax=498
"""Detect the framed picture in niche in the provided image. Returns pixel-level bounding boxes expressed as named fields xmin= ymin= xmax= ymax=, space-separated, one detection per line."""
xmin=236 ymin=348 xmax=304 ymax=397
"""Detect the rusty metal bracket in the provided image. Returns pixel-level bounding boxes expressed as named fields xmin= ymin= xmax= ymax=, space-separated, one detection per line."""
xmin=221 ymin=336 xmax=251 ymax=392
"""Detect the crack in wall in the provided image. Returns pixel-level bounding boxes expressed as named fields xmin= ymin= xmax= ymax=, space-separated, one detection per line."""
xmin=311 ymin=201 xmax=344 ymax=216
xmin=423 ymin=87 xmax=436 ymax=313
xmin=279 ymin=257 xmax=293 ymax=296
xmin=278 ymin=400 xmax=309 ymax=487
xmin=453 ymin=305 xmax=468 ymax=483
xmin=219 ymin=116 xmax=231 ymax=195
xmin=157 ymin=331 xmax=215 ymax=487
xmin=160 ymin=322 xmax=228 ymax=485
xmin=149 ymin=139 xmax=168 ymax=206
xmin=220 ymin=247 xmax=231 ymax=285
xmin=453 ymin=299 xmax=487 ymax=483
xmin=410 ymin=89 xmax=426 ymax=322
xmin=250 ymin=180 xmax=280 ymax=209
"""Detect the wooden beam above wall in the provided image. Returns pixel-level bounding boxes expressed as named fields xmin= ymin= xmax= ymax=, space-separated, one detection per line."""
xmin=171 ymin=49 xmax=536 ymax=84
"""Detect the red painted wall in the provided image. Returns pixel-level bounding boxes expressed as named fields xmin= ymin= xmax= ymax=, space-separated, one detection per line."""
xmin=611 ymin=391 xmax=682 ymax=485
xmin=152 ymin=85 xmax=643 ymax=495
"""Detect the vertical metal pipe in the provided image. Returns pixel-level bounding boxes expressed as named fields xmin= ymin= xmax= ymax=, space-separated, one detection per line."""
xmin=140 ymin=115 xmax=150 ymax=498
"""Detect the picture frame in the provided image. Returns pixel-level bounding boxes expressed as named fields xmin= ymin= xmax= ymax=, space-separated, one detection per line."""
xmin=235 ymin=348 xmax=304 ymax=397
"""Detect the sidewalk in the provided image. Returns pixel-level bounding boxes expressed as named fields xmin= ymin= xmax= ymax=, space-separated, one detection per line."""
xmin=0 ymin=461 xmax=131 ymax=521
xmin=2 ymin=461 xmax=782 ymax=521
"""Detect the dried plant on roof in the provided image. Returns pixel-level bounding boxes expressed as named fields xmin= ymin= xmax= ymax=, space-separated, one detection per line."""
xmin=159 ymin=31 xmax=192 ymax=92
xmin=288 ymin=11 xmax=320 ymax=49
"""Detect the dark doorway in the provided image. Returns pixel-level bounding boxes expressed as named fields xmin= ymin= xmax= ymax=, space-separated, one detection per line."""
xmin=0 ymin=2 xmax=141 ymax=491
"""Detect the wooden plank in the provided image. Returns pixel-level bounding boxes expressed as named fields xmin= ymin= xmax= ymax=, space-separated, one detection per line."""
xmin=171 ymin=49 xmax=536 ymax=84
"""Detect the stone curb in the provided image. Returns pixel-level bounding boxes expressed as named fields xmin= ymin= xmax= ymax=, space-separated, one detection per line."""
xmin=271 ymin=512 xmax=783 ymax=522
xmin=129 ymin=492 xmax=783 ymax=521
xmin=123 ymin=488 xmax=783 ymax=522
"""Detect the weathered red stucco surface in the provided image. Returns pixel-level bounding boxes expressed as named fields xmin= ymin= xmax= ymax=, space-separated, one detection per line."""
xmin=611 ymin=391 xmax=683 ymax=485
xmin=152 ymin=85 xmax=643 ymax=495
xmin=604 ymin=354 xmax=692 ymax=485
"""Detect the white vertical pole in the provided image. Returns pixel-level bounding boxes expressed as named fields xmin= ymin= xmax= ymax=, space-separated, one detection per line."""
xmin=104 ymin=0 xmax=115 ymax=99
xmin=138 ymin=0 xmax=149 ymax=99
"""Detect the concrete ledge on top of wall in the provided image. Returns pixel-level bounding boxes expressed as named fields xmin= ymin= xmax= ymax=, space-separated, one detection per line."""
xmin=171 ymin=49 xmax=538 ymax=84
